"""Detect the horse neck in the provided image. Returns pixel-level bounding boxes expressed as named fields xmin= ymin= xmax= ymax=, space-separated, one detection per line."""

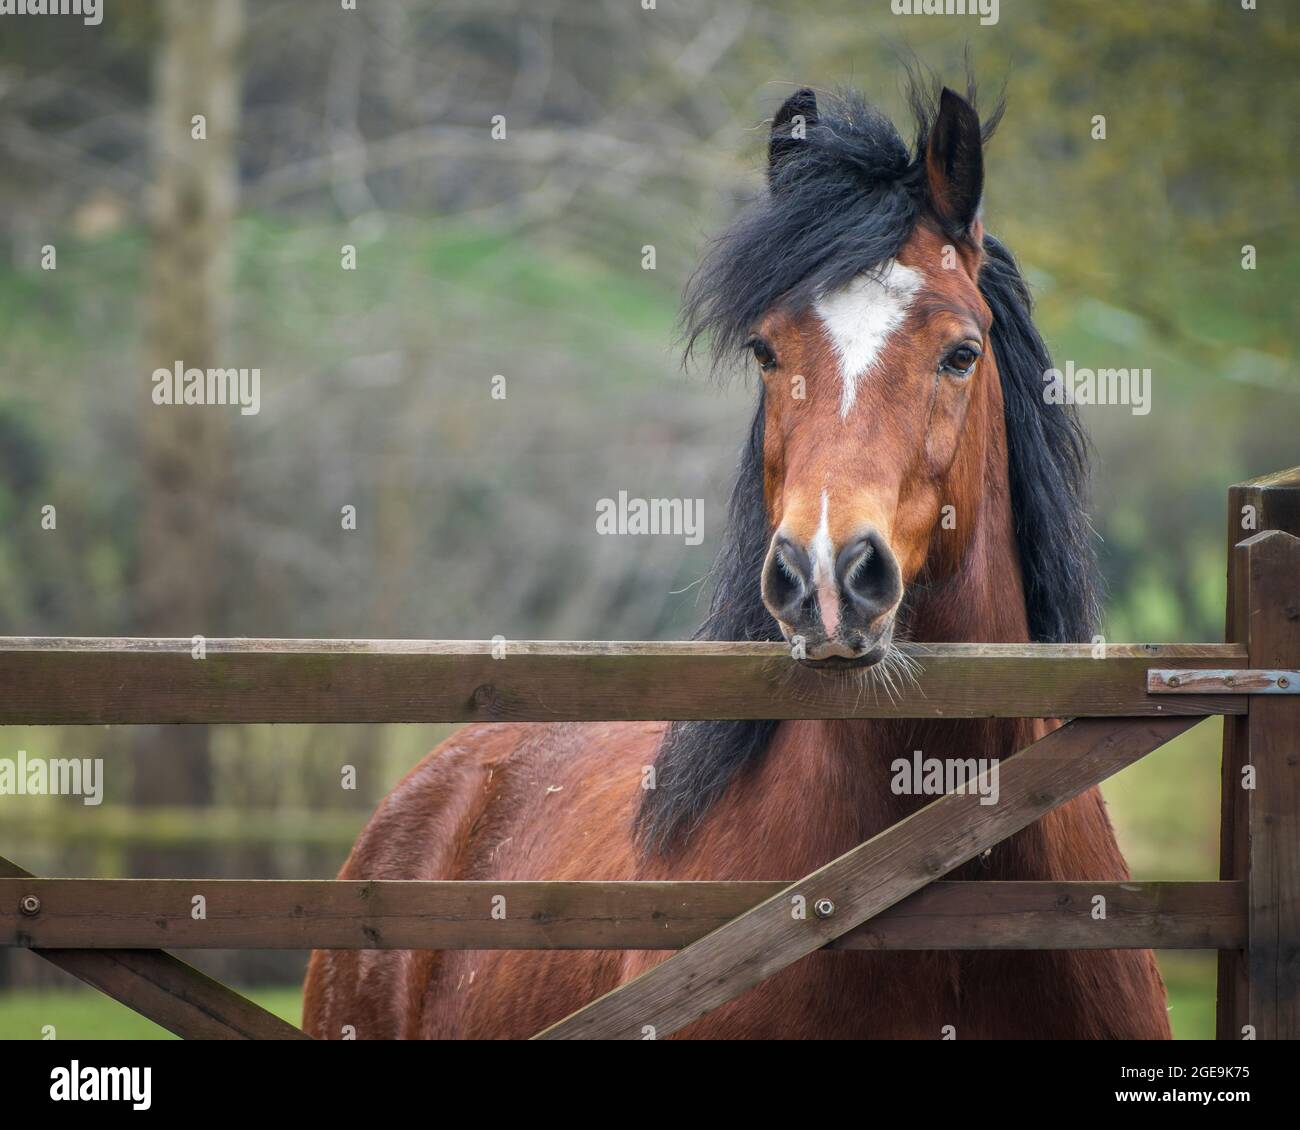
xmin=649 ymin=389 xmax=1053 ymax=880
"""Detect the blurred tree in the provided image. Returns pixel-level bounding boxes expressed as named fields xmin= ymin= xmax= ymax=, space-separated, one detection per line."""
xmin=132 ymin=0 xmax=246 ymax=878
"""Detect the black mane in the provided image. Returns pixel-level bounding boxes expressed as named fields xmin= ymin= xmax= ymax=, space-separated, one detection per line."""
xmin=636 ymin=81 xmax=1098 ymax=856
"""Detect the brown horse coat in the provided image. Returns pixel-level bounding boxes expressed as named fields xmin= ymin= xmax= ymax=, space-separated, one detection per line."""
xmin=304 ymin=81 xmax=1171 ymax=1040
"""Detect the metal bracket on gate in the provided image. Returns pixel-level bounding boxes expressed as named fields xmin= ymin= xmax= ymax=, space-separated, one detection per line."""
xmin=1147 ymin=669 xmax=1300 ymax=694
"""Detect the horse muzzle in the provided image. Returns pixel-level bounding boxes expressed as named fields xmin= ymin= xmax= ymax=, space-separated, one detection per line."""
xmin=760 ymin=526 xmax=903 ymax=664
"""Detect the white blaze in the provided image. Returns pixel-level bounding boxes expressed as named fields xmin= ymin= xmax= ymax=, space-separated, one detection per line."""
xmin=814 ymin=260 xmax=922 ymax=419
xmin=810 ymin=489 xmax=839 ymax=637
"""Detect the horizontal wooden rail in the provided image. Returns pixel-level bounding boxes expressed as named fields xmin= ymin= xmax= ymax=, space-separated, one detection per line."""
xmin=0 ymin=878 xmax=1243 ymax=951
xmin=0 ymin=857 xmax=308 ymax=1040
xmin=0 ymin=638 xmax=1245 ymax=723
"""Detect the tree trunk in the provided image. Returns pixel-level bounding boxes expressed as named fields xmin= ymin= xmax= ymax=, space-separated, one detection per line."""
xmin=133 ymin=0 xmax=245 ymax=880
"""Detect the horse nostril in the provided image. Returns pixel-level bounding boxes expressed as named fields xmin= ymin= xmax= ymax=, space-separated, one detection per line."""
xmin=836 ymin=531 xmax=901 ymax=621
xmin=762 ymin=536 xmax=814 ymax=621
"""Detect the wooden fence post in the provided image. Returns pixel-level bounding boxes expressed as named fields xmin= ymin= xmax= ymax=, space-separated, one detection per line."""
xmin=1218 ymin=467 xmax=1300 ymax=1039
xmin=1232 ymin=531 xmax=1300 ymax=1039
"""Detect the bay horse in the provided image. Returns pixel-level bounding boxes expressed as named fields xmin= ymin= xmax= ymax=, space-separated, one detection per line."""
xmin=303 ymin=80 xmax=1171 ymax=1040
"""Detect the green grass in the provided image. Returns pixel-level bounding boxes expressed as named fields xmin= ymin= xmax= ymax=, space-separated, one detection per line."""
xmin=0 ymin=955 xmax=1216 ymax=1039
xmin=1160 ymin=952 xmax=1217 ymax=1040
xmin=0 ymin=985 xmax=302 ymax=1041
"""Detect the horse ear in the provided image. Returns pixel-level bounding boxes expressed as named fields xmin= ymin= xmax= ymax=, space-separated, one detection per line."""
xmin=924 ymin=87 xmax=984 ymax=239
xmin=769 ymin=88 xmax=818 ymax=188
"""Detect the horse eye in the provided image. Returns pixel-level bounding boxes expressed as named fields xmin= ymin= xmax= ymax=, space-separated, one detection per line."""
xmin=942 ymin=344 xmax=980 ymax=377
xmin=749 ymin=339 xmax=777 ymax=371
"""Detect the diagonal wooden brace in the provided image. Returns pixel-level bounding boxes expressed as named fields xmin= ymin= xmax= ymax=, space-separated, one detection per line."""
xmin=535 ymin=715 xmax=1199 ymax=1040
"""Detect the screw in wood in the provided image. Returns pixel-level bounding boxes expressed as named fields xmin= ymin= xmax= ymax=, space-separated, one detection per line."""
xmin=19 ymin=895 xmax=41 ymax=916
xmin=1167 ymin=675 xmax=1181 ymax=688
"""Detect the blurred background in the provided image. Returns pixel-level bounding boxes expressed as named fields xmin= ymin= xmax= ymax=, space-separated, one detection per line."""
xmin=0 ymin=0 xmax=1295 ymax=1038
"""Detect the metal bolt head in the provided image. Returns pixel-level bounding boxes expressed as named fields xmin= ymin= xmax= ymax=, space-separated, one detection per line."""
xmin=1167 ymin=675 xmax=1181 ymax=688
xmin=19 ymin=894 xmax=41 ymax=917
xmin=813 ymin=897 xmax=835 ymax=919
xmin=1279 ymin=676 xmax=1291 ymax=689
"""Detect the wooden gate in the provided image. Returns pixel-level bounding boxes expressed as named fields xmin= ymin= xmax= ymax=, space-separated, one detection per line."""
xmin=1 ymin=467 xmax=1296 ymax=1039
